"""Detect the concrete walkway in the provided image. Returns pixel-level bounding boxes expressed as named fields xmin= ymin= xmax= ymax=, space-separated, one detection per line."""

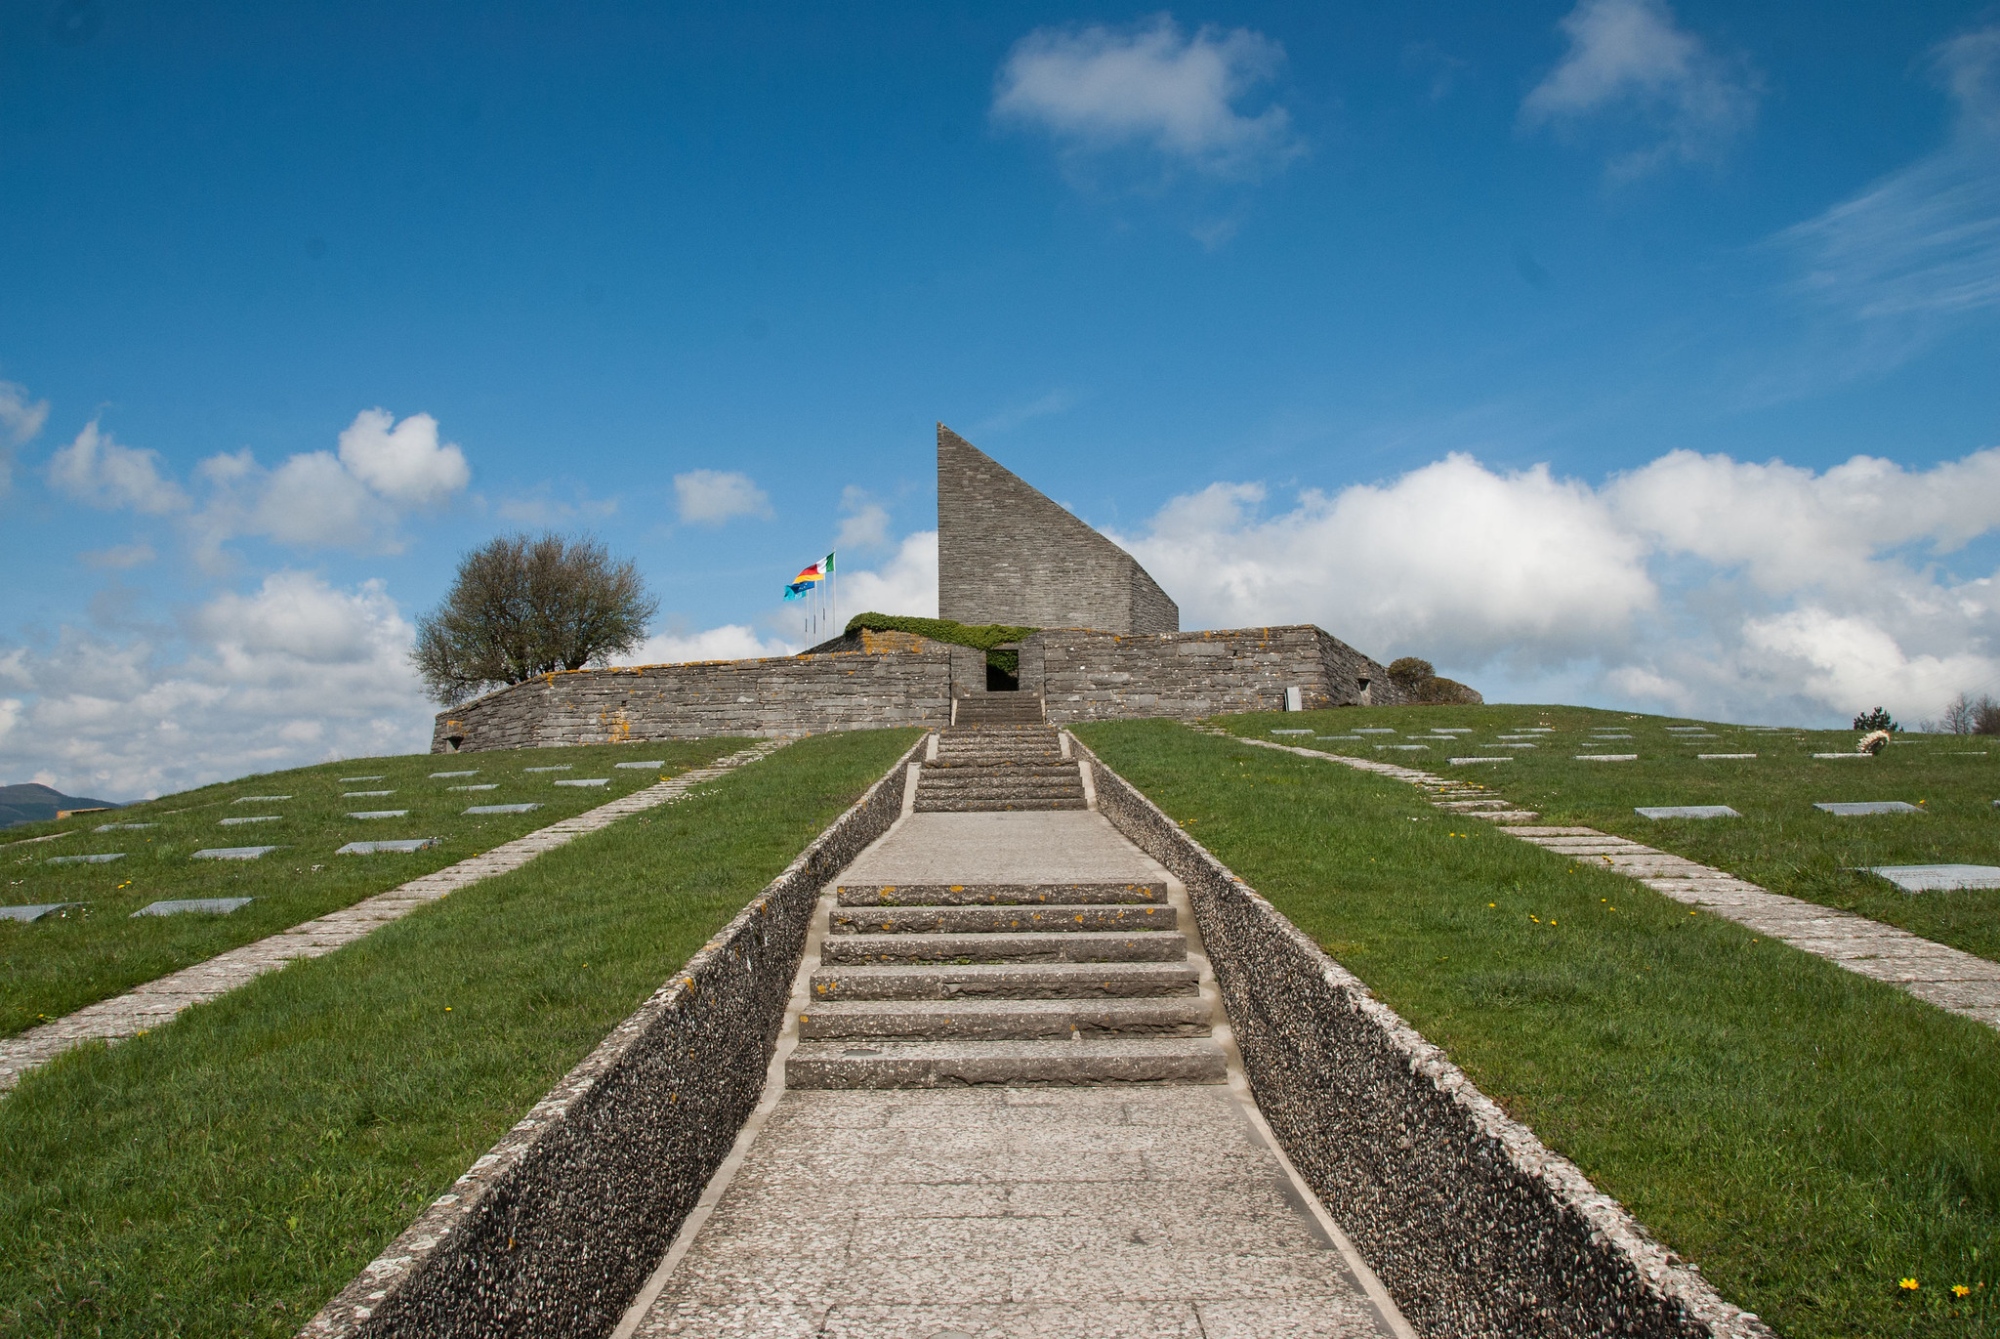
xmin=0 ymin=739 xmax=785 ymax=1093
xmin=1239 ymin=735 xmax=2000 ymax=1032
xmin=615 ymin=803 xmax=1413 ymax=1339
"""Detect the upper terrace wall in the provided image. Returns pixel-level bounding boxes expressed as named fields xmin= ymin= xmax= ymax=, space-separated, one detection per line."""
xmin=429 ymin=631 xmax=961 ymax=753
xmin=1025 ymin=625 xmax=1402 ymax=723
xmin=429 ymin=624 xmax=1409 ymax=752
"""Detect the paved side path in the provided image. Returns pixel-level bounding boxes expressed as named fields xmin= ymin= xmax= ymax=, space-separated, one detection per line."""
xmin=0 ymin=740 xmax=787 ymax=1093
xmin=616 ymin=804 xmax=1412 ymax=1338
xmin=1236 ymin=734 xmax=2000 ymax=1032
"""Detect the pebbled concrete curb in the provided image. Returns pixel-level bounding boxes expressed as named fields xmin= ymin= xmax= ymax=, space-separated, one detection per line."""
xmin=1075 ymin=739 xmax=1774 ymax=1339
xmin=299 ymin=733 xmax=926 ymax=1339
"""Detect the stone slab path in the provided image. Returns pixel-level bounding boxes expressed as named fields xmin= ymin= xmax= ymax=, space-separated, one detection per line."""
xmin=0 ymin=740 xmax=785 ymax=1094
xmin=1237 ymin=735 xmax=2000 ymax=1032
xmin=615 ymin=802 xmax=1412 ymax=1339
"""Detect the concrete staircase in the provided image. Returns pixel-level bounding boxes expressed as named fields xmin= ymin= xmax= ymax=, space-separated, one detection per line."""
xmin=787 ymin=872 xmax=1227 ymax=1088
xmin=915 ymin=696 xmax=1087 ymax=812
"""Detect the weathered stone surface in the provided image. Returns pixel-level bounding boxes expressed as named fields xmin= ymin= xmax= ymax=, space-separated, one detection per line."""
xmin=1636 ymin=806 xmax=1741 ymax=819
xmin=937 ymin=425 xmax=1178 ymax=634
xmin=1030 ymin=625 xmax=1400 ymax=723
xmin=1814 ymin=801 xmax=1920 ymax=815
xmin=133 ymin=897 xmax=253 ymax=917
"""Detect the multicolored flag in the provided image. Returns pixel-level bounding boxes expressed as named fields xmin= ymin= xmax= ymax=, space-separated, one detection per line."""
xmin=782 ymin=580 xmax=815 ymax=601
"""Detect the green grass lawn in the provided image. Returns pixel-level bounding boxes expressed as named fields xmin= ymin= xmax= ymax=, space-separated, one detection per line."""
xmin=1078 ymin=718 xmax=2000 ymax=1339
xmin=1216 ymin=704 xmax=2000 ymax=965
xmin=0 ymin=727 xmax=917 ymax=1338
xmin=0 ymin=739 xmax=749 ymax=1037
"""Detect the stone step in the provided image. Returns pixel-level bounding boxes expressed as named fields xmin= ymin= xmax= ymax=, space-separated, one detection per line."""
xmin=785 ymin=1037 xmax=1226 ymax=1088
xmin=797 ymin=997 xmax=1213 ymax=1042
xmin=917 ymin=772 xmax=1082 ymax=788
xmin=820 ymin=930 xmax=1187 ymax=966
xmin=808 ymin=960 xmax=1199 ymax=1001
xmin=914 ymin=787 xmax=1087 ymax=805
xmin=830 ymin=903 xmax=1177 ymax=936
xmin=835 ymin=882 xmax=1168 ymax=907
xmin=925 ymin=758 xmax=1070 ymax=770
xmin=914 ymin=797 xmax=1089 ymax=812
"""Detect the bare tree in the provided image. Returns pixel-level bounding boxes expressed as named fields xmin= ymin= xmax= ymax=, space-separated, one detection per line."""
xmin=413 ymin=533 xmax=658 ymax=705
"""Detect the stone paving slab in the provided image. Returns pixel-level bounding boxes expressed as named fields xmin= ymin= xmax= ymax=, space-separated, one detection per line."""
xmin=0 ymin=740 xmax=785 ymax=1094
xmin=630 ymin=1088 xmax=1398 ymax=1338
xmin=1237 ymin=734 xmax=2000 ymax=1033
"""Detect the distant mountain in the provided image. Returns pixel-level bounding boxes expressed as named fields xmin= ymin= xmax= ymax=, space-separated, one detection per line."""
xmin=0 ymin=783 xmax=123 ymax=830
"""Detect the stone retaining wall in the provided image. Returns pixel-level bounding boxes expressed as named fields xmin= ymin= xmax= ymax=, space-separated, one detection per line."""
xmin=299 ymin=735 xmax=925 ymax=1339
xmin=1076 ymin=740 xmax=1772 ymax=1339
xmin=1032 ymin=624 xmax=1402 ymax=722
xmin=430 ymin=631 xmax=962 ymax=753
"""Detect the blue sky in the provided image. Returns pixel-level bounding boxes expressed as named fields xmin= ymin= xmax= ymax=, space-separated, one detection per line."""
xmin=3 ymin=0 xmax=1999 ymax=796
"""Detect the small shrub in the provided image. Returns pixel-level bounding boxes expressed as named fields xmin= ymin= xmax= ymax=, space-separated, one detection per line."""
xmin=1387 ymin=657 xmax=1435 ymax=690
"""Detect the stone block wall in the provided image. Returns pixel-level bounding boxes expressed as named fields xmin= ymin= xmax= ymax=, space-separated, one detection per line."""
xmin=430 ymin=631 xmax=970 ymax=754
xmin=1029 ymin=625 xmax=1403 ymax=723
xmin=936 ymin=425 xmax=1178 ymax=634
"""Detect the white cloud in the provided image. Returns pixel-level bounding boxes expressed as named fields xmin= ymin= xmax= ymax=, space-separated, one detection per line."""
xmin=1776 ymin=26 xmax=2000 ymax=342
xmin=46 ymin=421 xmax=191 ymax=515
xmin=674 ymin=469 xmax=772 ymax=525
xmin=612 ymin=624 xmax=797 ymax=666
xmin=837 ymin=530 xmax=939 ymax=618
xmin=336 ymin=408 xmax=470 ymax=506
xmin=835 ymin=485 xmax=891 ymax=551
xmin=0 ymin=381 xmax=49 ymax=494
xmin=993 ymin=16 xmax=1302 ymax=180
xmin=1118 ymin=447 xmax=2000 ymax=726
xmin=0 ymin=572 xmax=430 ymax=799
xmin=34 ymin=408 xmax=472 ymax=563
xmin=1521 ymin=0 xmax=1759 ymax=176
xmin=0 ymin=381 xmax=48 ymax=447
xmin=79 ymin=543 xmax=157 ymax=570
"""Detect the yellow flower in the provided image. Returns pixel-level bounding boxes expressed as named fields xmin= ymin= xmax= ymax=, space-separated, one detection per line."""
xmin=1900 ymin=1278 xmax=1919 ymax=1291
xmin=1953 ymin=1285 xmax=1971 ymax=1298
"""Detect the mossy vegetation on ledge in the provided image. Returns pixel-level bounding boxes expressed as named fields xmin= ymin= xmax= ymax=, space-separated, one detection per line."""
xmin=842 ymin=612 xmax=1038 ymax=677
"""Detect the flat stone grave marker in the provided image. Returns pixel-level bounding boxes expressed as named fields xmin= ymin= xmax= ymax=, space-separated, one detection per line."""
xmin=95 ymin=822 xmax=155 ymax=831
xmin=45 ymin=852 xmax=125 ymax=865
xmin=1 ymin=903 xmax=80 ymax=922
xmin=431 ymin=770 xmax=477 ymax=778
xmin=1869 ymin=864 xmax=2000 ymax=892
xmin=614 ymin=760 xmax=666 ymax=769
xmin=1270 ymin=728 xmax=1312 ymax=736
xmin=524 ymin=764 xmax=573 ymax=773
xmin=449 ymin=783 xmax=498 ymax=791
xmin=1815 ymin=801 xmax=1920 ymax=816
xmin=340 ymin=775 xmax=385 ymax=782
xmin=1664 ymin=727 xmax=1711 ymax=734
xmin=192 ymin=846 xmax=279 ymax=860
xmin=343 ymin=789 xmax=394 ymax=797
xmin=338 ymin=838 xmax=439 ymax=855
xmin=1512 ymin=728 xmax=1555 ymax=733
xmin=1317 ymin=734 xmax=1362 ymax=740
xmin=235 ymin=795 xmax=290 ymax=803
xmin=219 ymin=815 xmax=281 ymax=825
xmin=466 ymin=803 xmax=539 ymax=815
xmin=1699 ymin=754 xmax=1757 ymax=760
xmin=1498 ymin=743 xmax=1536 ymax=749
xmin=553 ymin=777 xmax=608 ymax=787
xmin=1430 ymin=728 xmax=1473 ymax=734
xmin=1450 ymin=756 xmax=1512 ymax=764
xmin=1637 ymin=805 xmax=1741 ymax=820
xmin=1354 ymin=728 xmax=1397 ymax=734
xmin=348 ymin=809 xmax=410 ymax=819
xmin=134 ymin=897 xmax=253 ymax=917
xmin=1381 ymin=744 xmax=1430 ymax=751
xmin=1577 ymin=754 xmax=1638 ymax=761
xmin=1813 ymin=753 xmax=1871 ymax=760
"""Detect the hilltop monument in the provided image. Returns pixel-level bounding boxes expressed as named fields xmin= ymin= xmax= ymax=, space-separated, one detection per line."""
xmin=937 ymin=425 xmax=1178 ymax=634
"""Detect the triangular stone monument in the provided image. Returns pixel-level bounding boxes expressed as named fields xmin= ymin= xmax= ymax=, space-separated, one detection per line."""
xmin=936 ymin=424 xmax=1178 ymax=633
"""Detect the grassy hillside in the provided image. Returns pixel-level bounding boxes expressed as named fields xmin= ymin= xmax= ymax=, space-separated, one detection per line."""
xmin=1216 ymin=704 xmax=2000 ymax=964
xmin=1079 ymin=717 xmax=1999 ymax=1339
xmin=0 ymin=727 xmax=919 ymax=1338
xmin=1 ymin=739 xmax=747 ymax=1037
